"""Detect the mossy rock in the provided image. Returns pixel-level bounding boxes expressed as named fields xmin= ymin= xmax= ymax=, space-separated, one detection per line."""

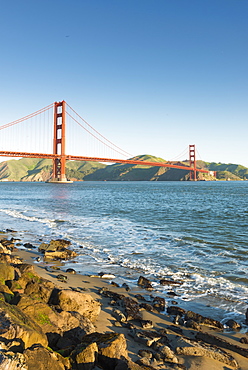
xmin=0 ymin=300 xmax=48 ymax=348
xmin=0 ymin=262 xmax=15 ymax=283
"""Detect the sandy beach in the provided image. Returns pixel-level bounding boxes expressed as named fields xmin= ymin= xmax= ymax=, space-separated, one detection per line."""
xmin=6 ymin=243 xmax=247 ymax=370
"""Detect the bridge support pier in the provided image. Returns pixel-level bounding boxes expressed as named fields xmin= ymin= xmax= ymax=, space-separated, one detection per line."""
xmin=49 ymin=100 xmax=72 ymax=183
xmin=189 ymin=144 xmax=197 ymax=181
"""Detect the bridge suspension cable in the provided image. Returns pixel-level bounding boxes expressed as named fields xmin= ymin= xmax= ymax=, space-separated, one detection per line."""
xmin=66 ymin=103 xmax=132 ymax=158
xmin=169 ymin=147 xmax=189 ymax=162
xmin=0 ymin=103 xmax=54 ymax=130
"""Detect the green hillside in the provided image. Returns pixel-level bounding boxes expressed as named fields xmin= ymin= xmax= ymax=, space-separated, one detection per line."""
xmin=0 ymin=156 xmax=247 ymax=181
xmin=0 ymin=158 xmax=106 ymax=182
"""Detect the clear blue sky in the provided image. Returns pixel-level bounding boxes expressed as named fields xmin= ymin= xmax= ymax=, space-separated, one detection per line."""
xmin=0 ymin=0 xmax=247 ymax=166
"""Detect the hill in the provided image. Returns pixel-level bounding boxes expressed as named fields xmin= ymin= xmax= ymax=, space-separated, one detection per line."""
xmin=0 ymin=156 xmax=247 ymax=181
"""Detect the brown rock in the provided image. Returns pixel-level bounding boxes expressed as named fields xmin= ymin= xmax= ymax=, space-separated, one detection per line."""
xmin=137 ymin=276 xmax=153 ymax=290
xmin=225 ymin=319 xmax=242 ymax=330
xmin=176 ymin=345 xmax=237 ymax=368
xmin=24 ymin=344 xmax=69 ymax=370
xmin=0 ymin=262 xmax=15 ymax=283
xmin=160 ymin=279 xmax=183 ymax=286
xmin=122 ymin=297 xmax=142 ymax=321
xmin=185 ymin=310 xmax=223 ymax=329
xmin=167 ymin=306 xmax=186 ymax=317
xmin=152 ymin=296 xmax=165 ymax=312
xmin=196 ymin=331 xmax=248 ymax=358
xmin=0 ymin=300 xmax=48 ymax=348
xmin=0 ymin=352 xmax=27 ymax=370
xmin=70 ymin=342 xmax=98 ymax=370
xmin=0 ymin=282 xmax=14 ymax=302
xmin=80 ymin=332 xmax=128 ymax=370
xmin=56 ymin=289 xmax=101 ymax=322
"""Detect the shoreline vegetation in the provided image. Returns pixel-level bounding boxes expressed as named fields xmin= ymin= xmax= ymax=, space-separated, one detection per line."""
xmin=0 ymin=232 xmax=248 ymax=369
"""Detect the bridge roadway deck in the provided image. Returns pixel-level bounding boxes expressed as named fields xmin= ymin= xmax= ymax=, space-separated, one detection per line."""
xmin=0 ymin=151 xmax=210 ymax=174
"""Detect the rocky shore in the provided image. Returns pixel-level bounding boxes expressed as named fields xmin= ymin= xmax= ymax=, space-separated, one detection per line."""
xmin=0 ymin=232 xmax=248 ymax=369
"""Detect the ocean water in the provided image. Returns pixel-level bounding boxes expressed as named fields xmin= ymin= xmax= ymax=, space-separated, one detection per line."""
xmin=0 ymin=180 xmax=247 ymax=324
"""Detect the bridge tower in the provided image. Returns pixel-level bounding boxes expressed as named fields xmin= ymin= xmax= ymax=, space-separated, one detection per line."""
xmin=189 ymin=144 xmax=197 ymax=181
xmin=50 ymin=100 xmax=72 ymax=183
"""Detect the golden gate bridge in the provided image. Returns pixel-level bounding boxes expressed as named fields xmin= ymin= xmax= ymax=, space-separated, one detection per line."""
xmin=0 ymin=101 xmax=212 ymax=182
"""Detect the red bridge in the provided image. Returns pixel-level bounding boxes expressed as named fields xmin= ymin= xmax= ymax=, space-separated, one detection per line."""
xmin=0 ymin=101 xmax=212 ymax=182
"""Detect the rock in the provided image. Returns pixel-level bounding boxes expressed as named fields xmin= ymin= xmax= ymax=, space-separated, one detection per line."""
xmin=0 ymin=282 xmax=14 ymax=302
xmin=16 ymin=294 xmax=62 ymax=338
xmin=111 ymin=281 xmax=120 ymax=287
xmin=39 ymin=239 xmax=77 ymax=261
xmin=139 ymin=303 xmax=156 ymax=312
xmin=23 ymin=243 xmax=35 ymax=249
xmin=225 ymin=319 xmax=242 ymax=330
xmin=137 ymin=276 xmax=153 ymax=290
xmin=158 ymin=345 xmax=178 ymax=363
xmin=112 ymin=308 xmax=127 ymax=322
xmin=122 ymin=283 xmax=130 ymax=291
xmin=152 ymin=296 xmax=165 ymax=311
xmin=138 ymin=349 xmax=153 ymax=359
xmin=167 ymin=306 xmax=186 ymax=317
xmin=0 ymin=300 xmax=48 ymax=349
xmin=56 ymin=274 xmax=68 ymax=283
xmin=44 ymin=249 xmax=77 ymax=260
xmin=56 ymin=313 xmax=96 ymax=348
xmin=99 ymin=272 xmax=116 ymax=279
xmin=24 ymin=277 xmax=55 ymax=303
xmin=38 ymin=239 xmax=71 ymax=253
xmin=185 ymin=310 xmax=223 ymax=329
xmin=24 ymin=344 xmax=69 ymax=370
xmin=0 ymin=243 xmax=12 ymax=254
xmin=66 ymin=268 xmax=76 ymax=274
xmin=196 ymin=331 xmax=248 ymax=358
xmin=173 ymin=315 xmax=184 ymax=326
xmin=131 ymin=329 xmax=162 ymax=347
xmin=176 ymin=345 xmax=237 ymax=368
xmin=56 ymin=289 xmax=101 ymax=322
xmin=185 ymin=319 xmax=201 ymax=331
xmin=0 ymin=262 xmax=15 ymax=283
xmin=160 ymin=279 xmax=183 ymax=286
xmin=70 ymin=342 xmax=98 ymax=370
xmin=0 ymin=352 xmax=27 ymax=370
xmin=140 ymin=320 xmax=153 ymax=329
xmin=240 ymin=337 xmax=248 ymax=344
xmin=81 ymin=332 xmax=128 ymax=370
xmin=122 ymin=297 xmax=142 ymax=321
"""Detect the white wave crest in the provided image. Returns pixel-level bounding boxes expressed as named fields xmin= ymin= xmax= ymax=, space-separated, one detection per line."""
xmin=0 ymin=209 xmax=56 ymax=228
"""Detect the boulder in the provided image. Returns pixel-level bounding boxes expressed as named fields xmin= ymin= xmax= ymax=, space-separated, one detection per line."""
xmin=56 ymin=289 xmax=101 ymax=322
xmin=24 ymin=278 xmax=55 ymax=303
xmin=24 ymin=344 xmax=69 ymax=370
xmin=0 ymin=243 xmax=12 ymax=254
xmin=81 ymin=332 xmax=128 ymax=370
xmin=38 ymin=239 xmax=77 ymax=261
xmin=70 ymin=342 xmax=98 ymax=370
xmin=44 ymin=250 xmax=77 ymax=260
xmin=0 ymin=300 xmax=48 ymax=348
xmin=0 ymin=262 xmax=15 ymax=283
xmin=0 ymin=282 xmax=14 ymax=302
xmin=16 ymin=295 xmax=62 ymax=336
xmin=0 ymin=352 xmax=27 ymax=370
